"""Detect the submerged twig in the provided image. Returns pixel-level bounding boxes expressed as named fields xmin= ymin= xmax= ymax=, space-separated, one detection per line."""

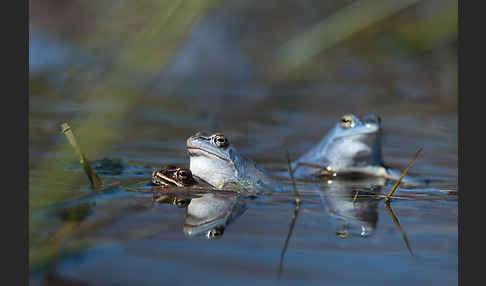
xmin=385 ymin=148 xmax=422 ymax=204
xmin=61 ymin=123 xmax=103 ymax=189
xmin=385 ymin=203 xmax=414 ymax=257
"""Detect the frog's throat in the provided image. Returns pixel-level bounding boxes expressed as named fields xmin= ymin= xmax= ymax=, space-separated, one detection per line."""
xmin=188 ymin=146 xmax=239 ymax=188
xmin=187 ymin=146 xmax=231 ymax=163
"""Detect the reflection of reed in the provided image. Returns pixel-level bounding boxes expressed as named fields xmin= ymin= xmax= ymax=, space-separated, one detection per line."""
xmin=278 ymin=201 xmax=300 ymax=282
xmin=385 ymin=203 xmax=414 ymax=257
xmin=278 ymin=152 xmax=302 ymax=281
xmin=31 ymin=203 xmax=149 ymax=270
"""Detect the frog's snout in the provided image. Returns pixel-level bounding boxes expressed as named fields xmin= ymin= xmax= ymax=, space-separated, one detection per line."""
xmin=362 ymin=114 xmax=381 ymax=125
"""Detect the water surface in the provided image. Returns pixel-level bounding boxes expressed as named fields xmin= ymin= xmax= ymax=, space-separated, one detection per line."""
xmin=29 ymin=1 xmax=457 ymax=284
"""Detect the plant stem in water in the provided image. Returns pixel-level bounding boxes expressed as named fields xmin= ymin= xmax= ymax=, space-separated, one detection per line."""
xmin=385 ymin=148 xmax=422 ymax=204
xmin=61 ymin=123 xmax=103 ymax=189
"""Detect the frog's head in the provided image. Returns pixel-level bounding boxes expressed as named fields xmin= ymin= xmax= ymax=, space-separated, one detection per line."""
xmin=295 ymin=113 xmax=383 ymax=175
xmin=323 ymin=113 xmax=382 ymax=171
xmin=187 ymin=132 xmax=238 ymax=188
xmin=151 ymin=166 xmax=197 ymax=187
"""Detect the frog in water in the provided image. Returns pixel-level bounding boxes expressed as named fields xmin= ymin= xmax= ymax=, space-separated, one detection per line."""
xmin=152 ymin=165 xmax=197 ymax=187
xmin=187 ymin=132 xmax=281 ymax=192
xmin=291 ymin=113 xmax=421 ymax=184
xmin=151 ymin=166 xmax=202 ymax=206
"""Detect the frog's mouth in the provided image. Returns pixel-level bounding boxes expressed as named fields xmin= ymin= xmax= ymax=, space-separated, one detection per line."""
xmin=334 ymin=123 xmax=380 ymax=141
xmin=333 ymin=130 xmax=378 ymax=142
xmin=187 ymin=146 xmax=231 ymax=163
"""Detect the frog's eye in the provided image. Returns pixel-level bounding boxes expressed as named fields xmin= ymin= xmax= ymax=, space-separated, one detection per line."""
xmin=340 ymin=115 xmax=355 ymax=128
xmin=177 ymin=169 xmax=190 ymax=180
xmin=212 ymin=134 xmax=229 ymax=148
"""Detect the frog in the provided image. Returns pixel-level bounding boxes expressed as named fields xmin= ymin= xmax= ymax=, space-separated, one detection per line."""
xmin=151 ymin=166 xmax=200 ymax=206
xmin=291 ymin=113 xmax=422 ymax=184
xmin=151 ymin=165 xmax=197 ymax=187
xmin=186 ymin=132 xmax=282 ymax=192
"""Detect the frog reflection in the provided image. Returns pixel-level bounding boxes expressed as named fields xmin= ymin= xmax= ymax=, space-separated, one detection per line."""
xmin=318 ymin=177 xmax=384 ymax=238
xmin=153 ymin=191 xmax=246 ymax=240
xmin=184 ymin=192 xmax=246 ymax=239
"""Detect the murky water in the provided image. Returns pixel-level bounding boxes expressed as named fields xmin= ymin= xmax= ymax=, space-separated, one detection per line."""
xmin=29 ymin=1 xmax=457 ymax=285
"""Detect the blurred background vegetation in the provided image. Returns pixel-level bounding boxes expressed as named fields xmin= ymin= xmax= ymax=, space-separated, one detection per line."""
xmin=29 ymin=0 xmax=457 ymax=273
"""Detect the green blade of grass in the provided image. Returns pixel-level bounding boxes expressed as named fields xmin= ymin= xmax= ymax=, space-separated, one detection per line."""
xmin=61 ymin=123 xmax=103 ymax=189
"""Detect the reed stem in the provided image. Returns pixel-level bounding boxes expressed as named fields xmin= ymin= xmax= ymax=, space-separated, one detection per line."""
xmin=385 ymin=148 xmax=422 ymax=204
xmin=61 ymin=123 xmax=103 ymax=189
